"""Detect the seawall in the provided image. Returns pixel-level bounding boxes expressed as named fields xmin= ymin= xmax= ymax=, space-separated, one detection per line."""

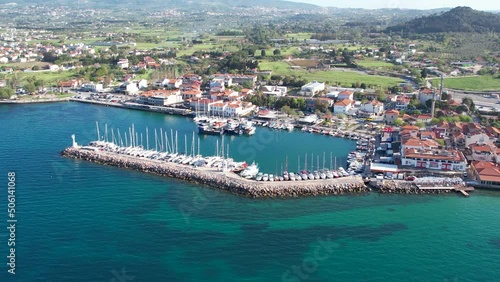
xmin=61 ymin=147 xmax=370 ymax=198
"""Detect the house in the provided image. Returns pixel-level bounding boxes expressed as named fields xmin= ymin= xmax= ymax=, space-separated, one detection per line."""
xmin=468 ymin=143 xmax=498 ymax=162
xmin=395 ymin=95 xmax=411 ymax=110
xmin=449 ymin=122 xmax=463 ymax=135
xmin=384 ymin=110 xmax=399 ymax=124
xmin=210 ymin=78 xmax=225 ymax=91
xmin=181 ymin=89 xmax=202 ymax=100
xmin=337 ymin=90 xmax=354 ymax=101
xmin=58 ymin=79 xmax=81 ymax=89
xmin=333 ymin=99 xmax=353 ymax=115
xmin=262 ymin=85 xmax=287 ymax=97
xmin=471 ymin=161 xmax=500 ymax=188
xmin=117 ymin=59 xmax=129 ymax=69
xmin=486 ymin=126 xmax=500 ymax=139
xmin=359 ymin=100 xmax=384 ymax=115
xmin=418 ymin=88 xmax=440 ymax=104
xmin=189 ymin=98 xmax=222 ymax=113
xmin=299 ymin=81 xmax=325 ymax=96
xmin=415 ymin=114 xmax=432 ymax=123
xmin=166 ymin=78 xmax=182 ymax=89
xmin=452 ymin=132 xmax=466 ymax=147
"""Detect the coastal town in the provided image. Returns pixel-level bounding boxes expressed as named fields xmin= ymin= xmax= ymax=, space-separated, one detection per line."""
xmin=1 ymin=4 xmax=499 ymax=196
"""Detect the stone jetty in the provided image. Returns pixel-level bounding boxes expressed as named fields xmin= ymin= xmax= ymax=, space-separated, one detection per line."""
xmin=61 ymin=147 xmax=370 ymax=198
xmin=369 ymin=180 xmax=454 ymax=195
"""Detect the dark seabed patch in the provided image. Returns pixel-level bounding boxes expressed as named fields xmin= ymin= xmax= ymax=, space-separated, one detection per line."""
xmin=488 ymin=237 xmax=500 ymax=249
xmin=387 ymin=208 xmax=396 ymax=212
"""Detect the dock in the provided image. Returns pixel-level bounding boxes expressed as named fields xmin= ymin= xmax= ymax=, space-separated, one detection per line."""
xmin=61 ymin=146 xmax=369 ymax=198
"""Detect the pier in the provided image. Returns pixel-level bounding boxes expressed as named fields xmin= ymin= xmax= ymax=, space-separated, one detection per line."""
xmin=61 ymin=146 xmax=369 ymax=198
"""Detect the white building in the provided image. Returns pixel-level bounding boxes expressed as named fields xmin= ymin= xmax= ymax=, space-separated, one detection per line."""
xmin=359 ymin=100 xmax=384 ymax=115
xmin=81 ymin=83 xmax=103 ymax=92
xmin=333 ymin=99 xmax=353 ymax=114
xmin=299 ymin=82 xmax=325 ymax=96
xmin=262 ymin=85 xmax=287 ymax=97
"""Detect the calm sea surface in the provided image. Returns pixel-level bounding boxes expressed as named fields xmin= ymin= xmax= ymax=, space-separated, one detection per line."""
xmin=1 ymin=102 xmax=499 ymax=282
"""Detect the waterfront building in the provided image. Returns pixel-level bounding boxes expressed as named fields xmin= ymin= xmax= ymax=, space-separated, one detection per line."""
xmin=140 ymin=89 xmax=183 ymax=106
xmin=471 ymin=161 xmax=500 ymax=188
xmin=359 ymin=100 xmax=384 ymax=115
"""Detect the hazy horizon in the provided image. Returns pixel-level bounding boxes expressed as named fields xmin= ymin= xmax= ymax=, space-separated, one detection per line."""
xmin=286 ymin=0 xmax=500 ymax=11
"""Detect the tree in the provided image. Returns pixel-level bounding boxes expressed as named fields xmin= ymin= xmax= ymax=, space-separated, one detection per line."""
xmin=314 ymin=99 xmax=329 ymax=113
xmin=441 ymin=92 xmax=449 ymax=100
xmin=376 ymin=89 xmax=386 ymax=102
xmin=462 ymin=97 xmax=475 ymax=111
xmin=415 ymin=121 xmax=425 ymax=128
xmin=0 ymin=88 xmax=14 ymax=99
xmin=273 ymin=49 xmax=281 ymax=56
xmin=394 ymin=118 xmax=404 ymax=126
xmin=261 ymin=50 xmax=266 ymax=57
xmin=421 ymin=68 xmax=429 ymax=78
xmin=32 ymin=65 xmax=40 ymax=71
xmin=23 ymin=82 xmax=36 ymax=94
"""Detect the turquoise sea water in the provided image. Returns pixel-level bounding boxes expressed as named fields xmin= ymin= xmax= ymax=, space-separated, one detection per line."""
xmin=1 ymin=102 xmax=500 ymax=282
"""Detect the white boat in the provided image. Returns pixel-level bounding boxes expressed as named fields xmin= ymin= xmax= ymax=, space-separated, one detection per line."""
xmin=289 ymin=172 xmax=296 ymax=181
xmin=263 ymin=174 xmax=269 ymax=181
xmin=256 ymin=172 xmax=263 ymax=181
xmin=286 ymin=123 xmax=294 ymax=132
xmin=269 ymin=174 xmax=274 ymax=182
xmin=240 ymin=162 xmax=259 ymax=179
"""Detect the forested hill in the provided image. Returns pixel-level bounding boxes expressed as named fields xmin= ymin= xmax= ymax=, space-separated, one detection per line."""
xmin=386 ymin=7 xmax=500 ymax=33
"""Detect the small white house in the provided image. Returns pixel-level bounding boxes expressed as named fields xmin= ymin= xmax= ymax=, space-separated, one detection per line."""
xmin=262 ymin=85 xmax=287 ymax=97
xmin=333 ymin=99 xmax=353 ymax=114
xmin=360 ymin=100 xmax=384 ymax=115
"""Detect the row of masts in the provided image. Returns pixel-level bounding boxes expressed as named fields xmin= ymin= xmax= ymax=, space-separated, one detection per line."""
xmin=95 ymin=122 xmax=230 ymax=158
xmin=278 ymin=152 xmax=339 ymax=175
xmin=95 ymin=123 xmax=342 ymax=172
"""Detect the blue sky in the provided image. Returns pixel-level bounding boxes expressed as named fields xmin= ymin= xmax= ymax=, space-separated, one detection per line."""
xmin=286 ymin=0 xmax=500 ymax=11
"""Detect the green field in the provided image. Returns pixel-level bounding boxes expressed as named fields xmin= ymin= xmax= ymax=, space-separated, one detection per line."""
xmin=355 ymin=58 xmax=394 ymax=69
xmin=15 ymin=70 xmax=77 ymax=85
xmin=259 ymin=60 xmax=403 ymax=88
xmin=285 ymin=33 xmax=313 ymax=40
xmin=431 ymin=75 xmax=500 ymax=91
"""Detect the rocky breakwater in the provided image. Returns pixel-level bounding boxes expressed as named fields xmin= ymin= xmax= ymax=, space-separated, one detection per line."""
xmin=61 ymin=147 xmax=370 ymax=198
xmin=370 ymin=180 xmax=453 ymax=194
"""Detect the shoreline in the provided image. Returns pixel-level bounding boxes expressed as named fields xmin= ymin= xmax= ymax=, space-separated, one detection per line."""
xmin=0 ymin=97 xmax=70 ymax=104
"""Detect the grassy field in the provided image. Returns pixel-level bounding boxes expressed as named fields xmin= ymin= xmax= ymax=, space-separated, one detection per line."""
xmin=355 ymin=58 xmax=394 ymax=69
xmin=284 ymin=33 xmax=313 ymax=40
xmin=431 ymin=75 xmax=500 ymax=91
xmin=259 ymin=60 xmax=403 ymax=88
xmin=15 ymin=70 xmax=77 ymax=85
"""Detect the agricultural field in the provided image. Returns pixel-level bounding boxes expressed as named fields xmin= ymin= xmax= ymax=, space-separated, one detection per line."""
xmin=431 ymin=75 xmax=500 ymax=91
xmin=259 ymin=60 xmax=403 ymax=88
xmin=15 ymin=70 xmax=77 ymax=85
xmin=284 ymin=33 xmax=313 ymax=40
xmin=355 ymin=58 xmax=394 ymax=69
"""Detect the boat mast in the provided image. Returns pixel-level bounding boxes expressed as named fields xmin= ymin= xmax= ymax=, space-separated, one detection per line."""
xmin=164 ymin=132 xmax=169 ymax=153
xmin=146 ymin=127 xmax=149 ymax=150
xmin=311 ymin=153 xmax=314 ymax=171
xmin=154 ymin=128 xmax=158 ymax=151
xmin=298 ymin=155 xmax=300 ymax=172
xmin=129 ymin=127 xmax=133 ymax=147
xmin=197 ymin=137 xmax=200 ymax=156
xmin=323 ymin=152 xmax=326 ymax=170
xmin=175 ymin=131 xmax=178 ymax=154
xmin=160 ymin=128 xmax=164 ymax=151
xmin=124 ymin=133 xmax=128 ymax=147
xmin=96 ymin=121 xmax=100 ymax=141
xmin=304 ymin=153 xmax=307 ymax=172
xmin=132 ymin=124 xmax=135 ymax=147
xmin=317 ymin=155 xmax=319 ymax=171
xmin=170 ymin=129 xmax=174 ymax=154
xmin=330 ymin=152 xmax=333 ymax=170
xmin=104 ymin=123 xmax=108 ymax=143
xmin=184 ymin=134 xmax=187 ymax=155
xmin=111 ymin=128 xmax=115 ymax=145
xmin=117 ymin=128 xmax=123 ymax=147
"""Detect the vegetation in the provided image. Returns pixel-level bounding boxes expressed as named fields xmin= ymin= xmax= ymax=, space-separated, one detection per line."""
xmin=387 ymin=7 xmax=500 ymax=34
xmin=431 ymin=75 xmax=500 ymax=91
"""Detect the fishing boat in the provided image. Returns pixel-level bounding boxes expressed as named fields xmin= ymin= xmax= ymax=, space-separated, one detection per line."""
xmin=240 ymin=120 xmax=256 ymax=136
xmin=198 ymin=122 xmax=225 ymax=135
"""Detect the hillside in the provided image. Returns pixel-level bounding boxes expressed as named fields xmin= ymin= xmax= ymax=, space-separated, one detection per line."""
xmin=386 ymin=6 xmax=500 ymax=33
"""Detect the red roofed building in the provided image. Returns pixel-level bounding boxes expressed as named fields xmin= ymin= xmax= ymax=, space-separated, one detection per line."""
xmin=384 ymin=110 xmax=400 ymax=124
xmin=471 ymin=161 xmax=500 ymax=188
xmin=468 ymin=143 xmax=498 ymax=162
xmin=333 ymin=99 xmax=353 ymax=114
xmin=402 ymin=147 xmax=467 ymax=171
